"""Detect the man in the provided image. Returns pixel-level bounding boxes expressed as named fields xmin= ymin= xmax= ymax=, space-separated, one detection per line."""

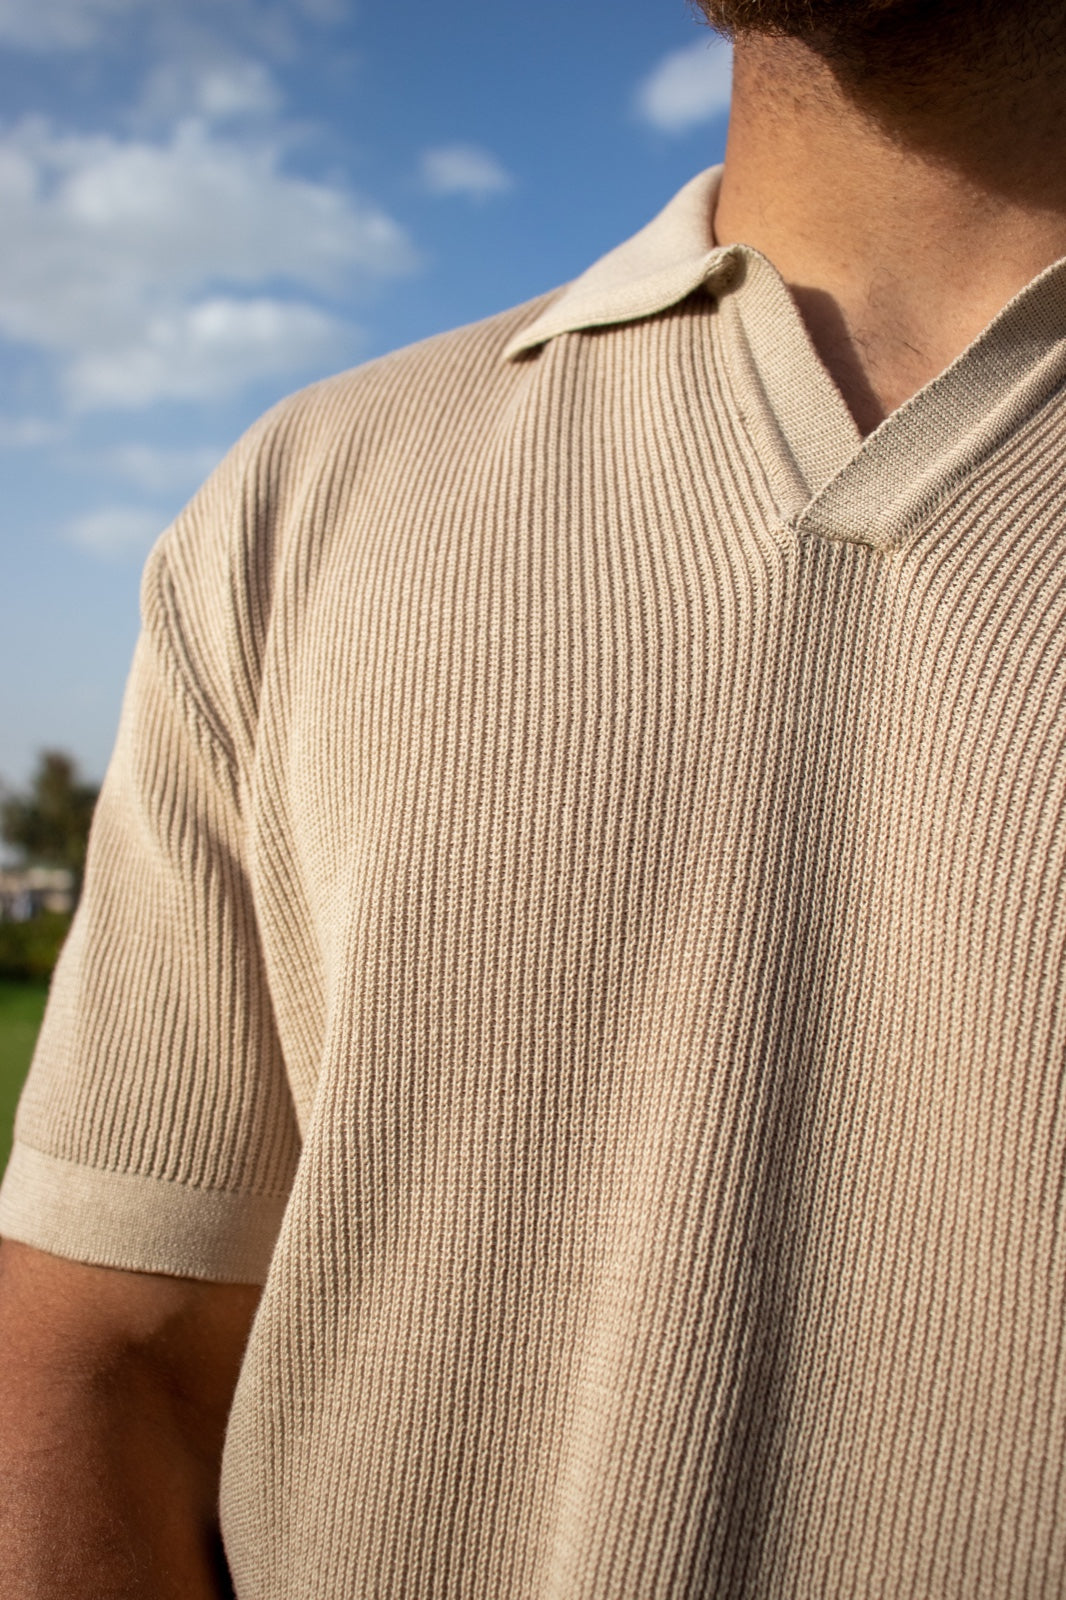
xmin=2 ymin=0 xmax=1065 ymax=1594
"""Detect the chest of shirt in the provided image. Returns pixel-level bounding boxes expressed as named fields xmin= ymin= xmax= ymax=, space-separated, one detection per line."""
xmin=241 ymin=431 xmax=1066 ymax=1138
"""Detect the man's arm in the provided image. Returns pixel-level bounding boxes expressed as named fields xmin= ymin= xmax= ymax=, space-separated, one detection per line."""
xmin=0 ymin=1238 xmax=260 ymax=1600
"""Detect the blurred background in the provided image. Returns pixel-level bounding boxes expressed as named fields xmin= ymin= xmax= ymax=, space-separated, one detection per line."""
xmin=0 ymin=0 xmax=732 ymax=1166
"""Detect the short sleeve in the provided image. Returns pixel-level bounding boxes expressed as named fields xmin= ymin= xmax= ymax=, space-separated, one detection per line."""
xmin=0 ymin=456 xmax=302 ymax=1284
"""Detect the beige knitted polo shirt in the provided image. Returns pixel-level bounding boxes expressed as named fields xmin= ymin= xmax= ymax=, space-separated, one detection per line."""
xmin=3 ymin=164 xmax=1066 ymax=1598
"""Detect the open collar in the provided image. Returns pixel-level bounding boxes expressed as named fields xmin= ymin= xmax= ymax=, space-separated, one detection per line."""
xmin=503 ymin=165 xmax=736 ymax=361
xmin=501 ymin=160 xmax=1066 ymax=552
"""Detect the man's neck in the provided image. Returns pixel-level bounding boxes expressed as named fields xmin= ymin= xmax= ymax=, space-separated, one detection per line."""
xmin=712 ymin=32 xmax=1066 ymax=436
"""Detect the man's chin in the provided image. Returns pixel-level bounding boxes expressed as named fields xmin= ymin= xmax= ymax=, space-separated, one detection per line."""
xmin=694 ymin=0 xmax=931 ymax=38
xmin=692 ymin=0 xmax=1048 ymax=104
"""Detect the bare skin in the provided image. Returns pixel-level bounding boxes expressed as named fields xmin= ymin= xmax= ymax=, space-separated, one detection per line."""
xmin=0 ymin=1239 xmax=260 ymax=1599
xmin=712 ymin=28 xmax=1066 ymax=434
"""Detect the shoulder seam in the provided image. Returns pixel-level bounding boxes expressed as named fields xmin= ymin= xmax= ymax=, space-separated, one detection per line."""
xmin=142 ymin=547 xmax=241 ymax=791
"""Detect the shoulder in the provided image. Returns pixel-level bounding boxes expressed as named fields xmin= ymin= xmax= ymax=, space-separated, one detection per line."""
xmin=136 ymin=289 xmax=567 ymax=750
xmin=146 ymin=287 xmax=563 ymax=576
xmin=238 ymin=287 xmax=565 ymax=476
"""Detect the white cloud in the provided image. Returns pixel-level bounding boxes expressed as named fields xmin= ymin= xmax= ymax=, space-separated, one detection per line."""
xmin=0 ymin=0 xmax=139 ymax=50
xmin=65 ymin=503 xmax=163 ymax=557
xmin=420 ymin=143 xmax=514 ymax=201
xmin=68 ymin=296 xmax=350 ymax=409
xmin=0 ymin=113 xmax=417 ymax=409
xmin=0 ymin=415 xmax=65 ymax=447
xmin=137 ymin=60 xmax=284 ymax=126
xmin=635 ymin=36 xmax=733 ymax=135
xmin=0 ymin=0 xmax=352 ymax=55
xmin=103 ymin=443 xmax=225 ymax=493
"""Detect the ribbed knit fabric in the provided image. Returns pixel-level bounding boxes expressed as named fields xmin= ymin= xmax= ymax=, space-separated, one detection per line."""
xmin=3 ymin=165 xmax=1066 ymax=1598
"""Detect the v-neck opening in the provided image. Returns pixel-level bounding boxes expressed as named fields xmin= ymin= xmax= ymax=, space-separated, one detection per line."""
xmin=711 ymin=243 xmax=1066 ymax=552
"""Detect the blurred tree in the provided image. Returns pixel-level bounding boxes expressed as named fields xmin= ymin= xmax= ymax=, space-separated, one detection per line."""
xmin=1 ymin=751 xmax=99 ymax=900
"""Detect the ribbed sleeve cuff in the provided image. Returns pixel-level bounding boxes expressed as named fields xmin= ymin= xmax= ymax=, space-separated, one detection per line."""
xmin=0 ymin=1143 xmax=289 ymax=1284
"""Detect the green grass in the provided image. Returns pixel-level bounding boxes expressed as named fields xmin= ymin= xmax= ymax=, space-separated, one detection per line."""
xmin=0 ymin=979 xmax=48 ymax=1177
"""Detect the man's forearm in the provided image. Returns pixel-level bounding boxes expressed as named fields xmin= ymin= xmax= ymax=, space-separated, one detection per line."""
xmin=0 ymin=1241 xmax=260 ymax=1600
xmin=0 ymin=1348 xmax=233 ymax=1600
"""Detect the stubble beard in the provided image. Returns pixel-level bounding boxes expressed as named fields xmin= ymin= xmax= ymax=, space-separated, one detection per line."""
xmin=690 ymin=0 xmax=1051 ymax=84
xmin=690 ymin=0 xmax=1066 ymax=129
xmin=694 ymin=0 xmax=935 ymax=34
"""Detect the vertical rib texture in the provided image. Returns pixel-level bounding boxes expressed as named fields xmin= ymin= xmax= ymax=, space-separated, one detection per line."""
xmin=2 ymin=279 xmax=1065 ymax=1597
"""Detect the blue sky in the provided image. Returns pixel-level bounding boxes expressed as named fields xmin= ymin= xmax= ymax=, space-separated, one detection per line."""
xmin=0 ymin=0 xmax=731 ymax=792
